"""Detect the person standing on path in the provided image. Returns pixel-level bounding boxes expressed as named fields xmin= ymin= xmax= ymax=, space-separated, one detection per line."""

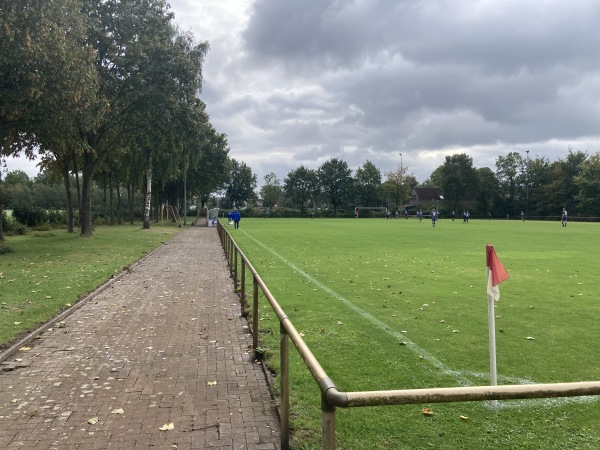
xmin=233 ymin=208 xmax=241 ymax=229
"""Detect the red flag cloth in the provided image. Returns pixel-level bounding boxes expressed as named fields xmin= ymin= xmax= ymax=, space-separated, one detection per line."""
xmin=486 ymin=244 xmax=509 ymax=300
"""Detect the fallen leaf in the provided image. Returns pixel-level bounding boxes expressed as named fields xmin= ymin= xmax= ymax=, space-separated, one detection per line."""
xmin=159 ymin=422 xmax=175 ymax=431
xmin=87 ymin=417 xmax=99 ymax=424
xmin=526 ymin=336 xmax=535 ymax=340
xmin=459 ymin=415 xmax=469 ymax=420
xmin=13 ymin=322 xmax=21 ymax=325
xmin=19 ymin=347 xmax=31 ymax=351
xmin=421 ymin=407 xmax=435 ymax=416
xmin=207 ymin=381 xmax=217 ymax=386
xmin=111 ymin=408 xmax=124 ymax=414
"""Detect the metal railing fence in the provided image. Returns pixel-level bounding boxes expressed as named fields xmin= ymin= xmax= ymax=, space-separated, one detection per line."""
xmin=216 ymin=221 xmax=600 ymax=450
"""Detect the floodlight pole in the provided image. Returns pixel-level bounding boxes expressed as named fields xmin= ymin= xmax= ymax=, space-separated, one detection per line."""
xmin=399 ymin=153 xmax=403 ymax=210
xmin=525 ymin=150 xmax=529 ymax=219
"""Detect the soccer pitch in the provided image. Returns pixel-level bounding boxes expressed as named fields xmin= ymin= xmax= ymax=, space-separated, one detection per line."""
xmin=227 ymin=217 xmax=600 ymax=449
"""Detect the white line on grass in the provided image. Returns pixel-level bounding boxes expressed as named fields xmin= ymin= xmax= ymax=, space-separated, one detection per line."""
xmin=241 ymin=230 xmax=596 ymax=408
xmin=241 ymin=230 xmax=473 ymax=387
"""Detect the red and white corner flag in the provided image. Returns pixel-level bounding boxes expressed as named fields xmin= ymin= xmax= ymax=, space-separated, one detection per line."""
xmin=486 ymin=244 xmax=509 ymax=301
xmin=485 ymin=244 xmax=509 ymax=405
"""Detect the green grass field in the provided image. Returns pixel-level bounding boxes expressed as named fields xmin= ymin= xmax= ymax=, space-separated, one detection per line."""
xmin=226 ymin=217 xmax=600 ymax=449
xmin=0 ymin=224 xmax=181 ymax=347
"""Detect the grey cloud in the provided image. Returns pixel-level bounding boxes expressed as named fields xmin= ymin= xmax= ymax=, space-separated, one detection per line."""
xmin=167 ymin=0 xmax=600 ymax=185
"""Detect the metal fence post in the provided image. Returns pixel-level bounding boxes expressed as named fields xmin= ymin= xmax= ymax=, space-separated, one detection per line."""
xmin=228 ymin=236 xmax=233 ymax=275
xmin=240 ymin=263 xmax=246 ymax=316
xmin=234 ymin=248 xmax=238 ymax=288
xmin=322 ymin=395 xmax=336 ymax=450
xmin=252 ymin=274 xmax=259 ymax=350
xmin=280 ymin=321 xmax=290 ymax=450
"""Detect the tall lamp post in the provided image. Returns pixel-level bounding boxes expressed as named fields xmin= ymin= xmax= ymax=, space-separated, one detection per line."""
xmin=525 ymin=150 xmax=529 ymax=219
xmin=399 ymin=153 xmax=403 ymax=210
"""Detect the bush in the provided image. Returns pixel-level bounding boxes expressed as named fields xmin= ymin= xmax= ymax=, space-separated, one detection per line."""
xmin=12 ymin=203 xmax=48 ymax=227
xmin=1 ymin=210 xmax=8 ymax=231
xmin=8 ymin=222 xmax=27 ymax=235
xmin=47 ymin=209 xmax=66 ymax=226
xmin=0 ymin=245 xmax=15 ymax=255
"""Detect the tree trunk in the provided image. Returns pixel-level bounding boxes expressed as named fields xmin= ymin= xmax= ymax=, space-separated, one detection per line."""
xmin=109 ymin=172 xmax=114 ymax=225
xmin=73 ymin=151 xmax=82 ymax=228
xmin=80 ymin=150 xmax=95 ymax=237
xmin=62 ymin=159 xmax=75 ymax=233
xmin=0 ymin=171 xmax=5 ymax=242
xmin=142 ymin=157 xmax=152 ymax=229
xmin=116 ymin=177 xmax=122 ymax=225
xmin=127 ymin=181 xmax=134 ymax=224
xmin=102 ymin=172 xmax=108 ymax=225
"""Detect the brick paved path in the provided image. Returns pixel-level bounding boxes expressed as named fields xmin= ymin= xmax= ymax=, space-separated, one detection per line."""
xmin=0 ymin=227 xmax=280 ymax=449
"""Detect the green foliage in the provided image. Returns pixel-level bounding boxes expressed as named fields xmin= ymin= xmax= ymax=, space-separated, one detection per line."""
xmin=231 ymin=218 xmax=600 ymax=449
xmin=318 ymin=158 xmax=353 ymax=214
xmin=0 ymin=244 xmax=14 ymax=255
xmin=439 ymin=153 xmax=478 ymax=211
xmin=284 ymin=166 xmax=319 ymax=212
xmin=575 ymin=153 xmax=600 ymax=215
xmin=260 ymin=172 xmax=283 ymax=208
xmin=225 ymin=159 xmax=258 ymax=208
xmin=12 ymin=203 xmax=48 ymax=227
xmin=355 ymin=160 xmax=382 ymax=207
xmin=46 ymin=209 xmax=67 ymax=226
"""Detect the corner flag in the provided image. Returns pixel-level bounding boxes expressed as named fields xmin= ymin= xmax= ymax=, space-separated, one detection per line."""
xmin=485 ymin=244 xmax=509 ymax=405
xmin=486 ymin=244 xmax=509 ymax=301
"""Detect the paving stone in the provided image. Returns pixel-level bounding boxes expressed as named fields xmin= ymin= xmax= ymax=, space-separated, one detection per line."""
xmin=0 ymin=227 xmax=280 ymax=449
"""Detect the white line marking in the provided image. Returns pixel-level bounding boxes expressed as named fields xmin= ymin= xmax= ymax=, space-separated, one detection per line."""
xmin=241 ymin=230 xmax=597 ymax=407
xmin=242 ymin=230 xmax=473 ymax=386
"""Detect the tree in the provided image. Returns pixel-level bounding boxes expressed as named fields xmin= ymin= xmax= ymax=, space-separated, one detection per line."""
xmin=496 ymin=152 xmax=524 ymax=214
xmin=186 ymin=122 xmax=231 ymax=212
xmin=260 ymin=172 xmax=283 ymax=208
xmin=383 ymin=164 xmax=411 ymax=210
xmin=318 ymin=158 xmax=353 ymax=214
xmin=475 ymin=167 xmax=501 ymax=214
xmin=0 ymin=0 xmax=97 ymax=240
xmin=225 ymin=160 xmax=257 ymax=208
xmin=575 ymin=152 xmax=600 ymax=216
xmin=539 ymin=149 xmax=587 ymax=216
xmin=525 ymin=156 xmax=551 ymax=216
xmin=68 ymin=0 xmax=209 ymax=235
xmin=284 ymin=166 xmax=319 ymax=212
xmin=355 ymin=161 xmax=382 ymax=207
xmin=438 ymin=154 xmax=478 ymax=211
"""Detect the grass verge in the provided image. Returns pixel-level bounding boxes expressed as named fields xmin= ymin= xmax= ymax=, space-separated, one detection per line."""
xmin=0 ymin=224 xmax=181 ymax=347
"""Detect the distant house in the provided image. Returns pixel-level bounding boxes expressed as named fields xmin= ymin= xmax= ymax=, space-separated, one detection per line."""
xmin=410 ymin=187 xmax=477 ymax=212
xmin=410 ymin=188 xmax=444 ymax=211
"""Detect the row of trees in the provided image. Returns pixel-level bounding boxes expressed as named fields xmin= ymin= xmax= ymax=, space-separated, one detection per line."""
xmin=226 ymin=149 xmax=600 ymax=218
xmin=1 ymin=0 xmax=231 ymax=240
xmin=427 ymin=149 xmax=600 ymax=217
xmin=220 ymin=158 xmax=415 ymax=214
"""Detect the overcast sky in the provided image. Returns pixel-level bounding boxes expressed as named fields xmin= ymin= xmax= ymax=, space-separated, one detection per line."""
xmin=8 ymin=0 xmax=600 ymax=185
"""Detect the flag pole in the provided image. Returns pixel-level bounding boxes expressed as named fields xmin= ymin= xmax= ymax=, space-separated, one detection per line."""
xmin=487 ymin=265 xmax=498 ymax=408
